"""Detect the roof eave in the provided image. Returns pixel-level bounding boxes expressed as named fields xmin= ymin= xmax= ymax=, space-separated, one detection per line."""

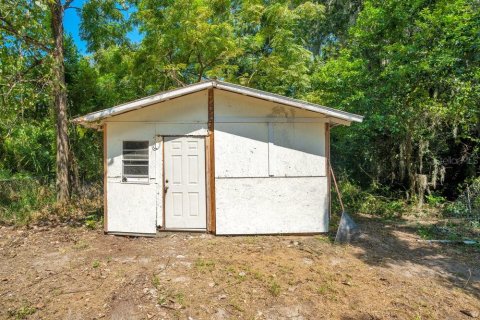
xmin=214 ymin=81 xmax=363 ymax=124
xmin=72 ymin=80 xmax=363 ymax=126
xmin=72 ymin=81 xmax=213 ymax=124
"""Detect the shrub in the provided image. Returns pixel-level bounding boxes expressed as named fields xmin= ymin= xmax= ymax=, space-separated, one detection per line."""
xmin=443 ymin=177 xmax=480 ymax=221
xmin=0 ymin=177 xmax=55 ymax=225
xmin=331 ymin=177 xmax=406 ymax=219
xmin=426 ymin=194 xmax=446 ymax=207
xmin=0 ymin=175 xmax=103 ymax=227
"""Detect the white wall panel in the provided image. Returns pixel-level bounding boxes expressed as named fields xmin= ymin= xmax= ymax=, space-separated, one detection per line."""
xmin=156 ymin=123 xmax=207 ymax=136
xmin=215 ymin=123 xmax=269 ymax=178
xmin=270 ymin=122 xmax=326 ymax=177
xmin=107 ymin=182 xmax=157 ymax=234
xmin=106 ymin=122 xmax=156 ymax=183
xmin=108 ymin=91 xmax=208 ymax=122
xmin=215 ymin=177 xmax=329 ymax=235
xmin=215 ymin=89 xmax=326 ymax=119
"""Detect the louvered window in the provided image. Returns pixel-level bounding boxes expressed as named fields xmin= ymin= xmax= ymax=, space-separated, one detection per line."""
xmin=122 ymin=141 xmax=149 ymax=182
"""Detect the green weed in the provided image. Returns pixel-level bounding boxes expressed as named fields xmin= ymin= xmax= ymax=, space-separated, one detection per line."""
xmin=92 ymin=259 xmax=100 ymax=268
xmin=194 ymin=258 xmax=216 ymax=272
xmin=269 ymin=280 xmax=281 ymax=297
xmin=7 ymin=303 xmax=36 ymax=319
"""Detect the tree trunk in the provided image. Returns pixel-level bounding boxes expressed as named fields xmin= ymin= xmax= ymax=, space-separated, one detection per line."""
xmin=50 ymin=0 xmax=70 ymax=203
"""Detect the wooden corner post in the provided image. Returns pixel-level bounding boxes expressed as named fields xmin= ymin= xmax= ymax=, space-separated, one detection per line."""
xmin=103 ymin=123 xmax=108 ymax=233
xmin=207 ymin=88 xmax=216 ymax=234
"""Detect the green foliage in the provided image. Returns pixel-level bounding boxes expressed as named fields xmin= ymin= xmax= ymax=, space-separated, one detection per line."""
xmin=7 ymin=303 xmax=36 ymax=320
xmin=1 ymin=121 xmax=55 ymax=177
xmin=415 ymin=222 xmax=476 ymax=242
xmin=84 ymin=213 xmax=102 ymax=229
xmin=268 ymin=280 xmax=281 ymax=297
xmin=80 ymin=0 xmax=134 ymax=52
xmin=92 ymin=259 xmax=100 ymax=268
xmin=134 ymin=0 xmax=241 ymax=86
xmin=417 ymin=225 xmax=438 ymax=240
xmin=332 ymin=177 xmax=406 ymax=219
xmin=312 ymin=0 xmax=480 ymax=198
xmin=0 ymin=178 xmax=55 ymax=225
xmin=194 ymin=258 xmax=216 ymax=273
xmin=0 ymin=0 xmax=478 ymax=225
xmin=426 ymin=194 xmax=446 ymax=207
xmin=444 ymin=177 xmax=480 ymax=221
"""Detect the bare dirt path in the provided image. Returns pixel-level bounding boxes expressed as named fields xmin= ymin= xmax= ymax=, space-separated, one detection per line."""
xmin=0 ymin=220 xmax=479 ymax=319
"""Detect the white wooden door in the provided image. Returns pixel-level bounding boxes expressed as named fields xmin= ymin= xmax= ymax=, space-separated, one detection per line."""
xmin=164 ymin=136 xmax=206 ymax=229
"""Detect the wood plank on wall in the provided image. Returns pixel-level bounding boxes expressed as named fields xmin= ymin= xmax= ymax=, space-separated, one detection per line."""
xmin=207 ymin=88 xmax=216 ymax=234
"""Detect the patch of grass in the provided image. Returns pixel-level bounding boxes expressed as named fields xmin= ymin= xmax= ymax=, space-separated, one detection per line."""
xmin=315 ymin=279 xmax=339 ymax=301
xmin=174 ymin=292 xmax=185 ymax=305
xmin=84 ymin=213 xmax=102 ymax=229
xmin=416 ymin=224 xmax=462 ymax=241
xmin=225 ymin=266 xmax=236 ymax=274
xmin=157 ymin=288 xmax=186 ymax=308
xmin=194 ymin=258 xmax=216 ymax=272
xmin=157 ymin=294 xmax=168 ymax=306
xmin=236 ymin=270 xmax=247 ymax=281
xmin=7 ymin=303 xmax=36 ymax=319
xmin=417 ymin=225 xmax=437 ymax=240
xmin=92 ymin=259 xmax=100 ymax=269
xmin=316 ymin=284 xmax=330 ymax=295
xmin=152 ymin=274 xmax=160 ymax=288
xmin=72 ymin=240 xmax=89 ymax=250
xmin=315 ymin=235 xmax=331 ymax=243
xmin=229 ymin=299 xmax=245 ymax=312
xmin=278 ymin=264 xmax=293 ymax=274
xmin=268 ymin=280 xmax=281 ymax=297
xmin=251 ymin=270 xmax=264 ymax=281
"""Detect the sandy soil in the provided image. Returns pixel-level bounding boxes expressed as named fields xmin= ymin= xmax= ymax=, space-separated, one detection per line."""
xmin=0 ymin=219 xmax=479 ymax=320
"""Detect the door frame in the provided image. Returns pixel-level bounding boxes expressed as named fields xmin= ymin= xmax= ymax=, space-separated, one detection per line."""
xmin=159 ymin=135 xmax=209 ymax=231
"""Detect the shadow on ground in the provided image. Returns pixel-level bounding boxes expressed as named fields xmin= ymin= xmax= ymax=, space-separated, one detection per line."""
xmin=347 ymin=215 xmax=480 ymax=298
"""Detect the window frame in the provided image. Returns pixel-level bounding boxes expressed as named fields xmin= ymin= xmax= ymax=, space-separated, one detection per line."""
xmin=122 ymin=140 xmax=150 ymax=184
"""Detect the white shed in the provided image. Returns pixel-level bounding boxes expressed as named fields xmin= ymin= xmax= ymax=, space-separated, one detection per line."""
xmin=73 ymin=80 xmax=363 ymax=236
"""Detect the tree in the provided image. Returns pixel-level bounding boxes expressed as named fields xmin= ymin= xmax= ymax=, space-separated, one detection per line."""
xmin=50 ymin=0 xmax=70 ymax=202
xmin=135 ymin=0 xmax=240 ymax=86
xmin=311 ymin=0 xmax=480 ymax=200
xmin=0 ymin=0 xmax=80 ymax=202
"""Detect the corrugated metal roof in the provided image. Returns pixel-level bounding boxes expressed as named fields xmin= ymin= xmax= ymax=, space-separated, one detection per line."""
xmin=72 ymin=80 xmax=363 ymax=127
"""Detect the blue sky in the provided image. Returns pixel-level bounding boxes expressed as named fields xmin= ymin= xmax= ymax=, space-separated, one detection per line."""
xmin=64 ymin=0 xmax=142 ymax=55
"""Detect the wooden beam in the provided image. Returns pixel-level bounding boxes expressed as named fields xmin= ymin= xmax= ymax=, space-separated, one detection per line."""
xmin=103 ymin=123 xmax=108 ymax=233
xmin=207 ymin=88 xmax=216 ymax=234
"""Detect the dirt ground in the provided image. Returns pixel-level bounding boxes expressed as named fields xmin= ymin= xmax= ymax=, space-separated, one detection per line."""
xmin=1 ymin=219 xmax=479 ymax=320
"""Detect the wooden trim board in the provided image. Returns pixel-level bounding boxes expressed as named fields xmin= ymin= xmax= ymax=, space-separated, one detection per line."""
xmin=207 ymin=88 xmax=216 ymax=234
xmin=103 ymin=123 xmax=108 ymax=233
xmin=205 ymin=136 xmax=212 ymax=232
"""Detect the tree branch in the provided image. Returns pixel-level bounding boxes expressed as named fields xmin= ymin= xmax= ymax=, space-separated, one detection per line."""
xmin=0 ymin=16 xmax=50 ymax=52
xmin=63 ymin=0 xmax=75 ymax=9
xmin=65 ymin=6 xmax=82 ymax=11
